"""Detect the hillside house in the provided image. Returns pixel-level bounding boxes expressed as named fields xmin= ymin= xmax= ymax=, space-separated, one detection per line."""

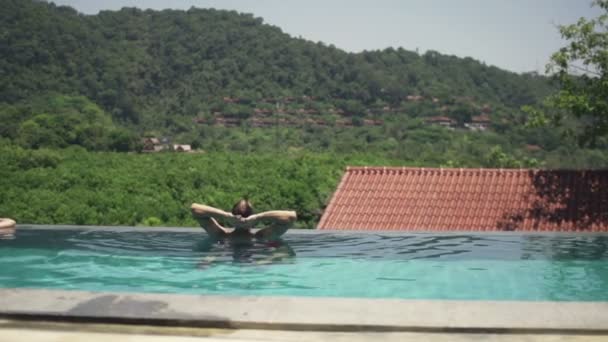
xmin=222 ymin=97 xmax=239 ymax=104
xmin=525 ymin=144 xmax=543 ymax=152
xmin=406 ymin=95 xmax=424 ymax=102
xmin=253 ymin=108 xmax=273 ymax=116
xmin=173 ymin=144 xmax=192 ymax=152
xmin=425 ymin=116 xmax=456 ymax=129
xmin=142 ymin=137 xmax=163 ymax=152
xmin=465 ymin=114 xmax=491 ymax=131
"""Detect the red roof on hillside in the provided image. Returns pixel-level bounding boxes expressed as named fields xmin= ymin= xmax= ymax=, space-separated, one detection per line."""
xmin=471 ymin=114 xmax=491 ymax=123
xmin=425 ymin=116 xmax=455 ymax=123
xmin=317 ymin=167 xmax=608 ymax=231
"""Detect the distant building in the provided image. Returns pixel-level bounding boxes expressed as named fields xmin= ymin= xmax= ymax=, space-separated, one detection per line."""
xmin=142 ymin=137 xmax=161 ymax=152
xmin=214 ymin=117 xmax=240 ymax=127
xmin=465 ymin=114 xmax=491 ymax=131
xmin=363 ymin=119 xmax=383 ymax=126
xmin=406 ymin=95 xmax=424 ymax=102
xmin=173 ymin=144 xmax=192 ymax=152
xmin=425 ymin=116 xmax=456 ymax=129
xmin=525 ymin=144 xmax=543 ymax=152
xmin=253 ymin=108 xmax=273 ymax=116
xmin=222 ymin=97 xmax=239 ymax=104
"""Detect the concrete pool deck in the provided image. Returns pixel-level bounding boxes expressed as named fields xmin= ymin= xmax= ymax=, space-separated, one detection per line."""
xmin=1 ymin=325 xmax=607 ymax=342
xmin=1 ymin=288 xmax=608 ymax=335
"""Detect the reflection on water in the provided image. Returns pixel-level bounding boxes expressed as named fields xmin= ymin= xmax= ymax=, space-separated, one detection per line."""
xmin=2 ymin=227 xmax=608 ymax=262
xmin=519 ymin=235 xmax=608 ymax=260
xmin=194 ymin=235 xmax=295 ymax=267
xmin=0 ymin=227 xmax=15 ymax=240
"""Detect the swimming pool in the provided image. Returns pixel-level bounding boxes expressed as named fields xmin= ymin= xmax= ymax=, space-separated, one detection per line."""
xmin=1 ymin=226 xmax=607 ymax=301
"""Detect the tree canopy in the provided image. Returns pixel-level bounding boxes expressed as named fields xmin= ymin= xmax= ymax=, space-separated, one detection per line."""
xmin=1 ymin=0 xmax=554 ymax=130
xmin=528 ymin=0 xmax=608 ymax=147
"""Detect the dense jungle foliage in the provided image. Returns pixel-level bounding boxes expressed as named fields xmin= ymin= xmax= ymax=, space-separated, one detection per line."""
xmin=2 ymin=0 xmax=554 ymax=132
xmin=2 ymin=136 xmax=607 ymax=228
xmin=1 ymin=0 xmax=607 ymax=227
xmin=0 ymin=145 xmax=396 ymax=228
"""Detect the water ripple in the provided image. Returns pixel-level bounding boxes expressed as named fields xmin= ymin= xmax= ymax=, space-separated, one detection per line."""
xmin=1 ymin=228 xmax=608 ymax=300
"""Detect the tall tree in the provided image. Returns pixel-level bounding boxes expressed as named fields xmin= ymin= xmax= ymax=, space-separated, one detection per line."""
xmin=528 ymin=0 xmax=608 ymax=146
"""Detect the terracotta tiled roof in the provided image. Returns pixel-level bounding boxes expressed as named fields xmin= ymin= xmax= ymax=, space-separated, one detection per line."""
xmin=317 ymin=167 xmax=608 ymax=232
xmin=425 ymin=116 xmax=455 ymax=123
xmin=471 ymin=114 xmax=491 ymax=123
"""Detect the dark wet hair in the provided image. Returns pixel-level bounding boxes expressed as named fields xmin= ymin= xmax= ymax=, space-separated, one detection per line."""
xmin=232 ymin=198 xmax=253 ymax=218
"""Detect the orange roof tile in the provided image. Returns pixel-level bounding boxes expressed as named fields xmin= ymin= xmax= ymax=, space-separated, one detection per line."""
xmin=317 ymin=167 xmax=608 ymax=232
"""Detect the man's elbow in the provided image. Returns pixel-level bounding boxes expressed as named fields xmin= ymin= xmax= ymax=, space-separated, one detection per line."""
xmin=286 ymin=211 xmax=297 ymax=222
xmin=191 ymin=203 xmax=205 ymax=216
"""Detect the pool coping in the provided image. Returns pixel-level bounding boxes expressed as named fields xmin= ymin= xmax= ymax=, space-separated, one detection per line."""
xmin=15 ymin=224 xmax=608 ymax=237
xmin=0 ymin=288 xmax=607 ymax=334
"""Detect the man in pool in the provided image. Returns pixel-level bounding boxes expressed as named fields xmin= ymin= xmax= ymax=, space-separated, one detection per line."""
xmin=191 ymin=198 xmax=296 ymax=241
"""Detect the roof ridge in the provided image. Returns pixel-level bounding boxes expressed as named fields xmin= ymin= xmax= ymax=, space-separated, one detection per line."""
xmin=345 ymin=166 xmax=608 ymax=174
xmin=346 ymin=166 xmax=530 ymax=174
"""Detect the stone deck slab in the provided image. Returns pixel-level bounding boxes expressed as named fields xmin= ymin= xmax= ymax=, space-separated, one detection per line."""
xmin=0 ymin=322 xmax=607 ymax=342
xmin=1 ymin=289 xmax=607 ymax=334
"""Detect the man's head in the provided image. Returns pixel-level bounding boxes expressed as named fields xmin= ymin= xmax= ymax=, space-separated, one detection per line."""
xmin=232 ymin=198 xmax=253 ymax=218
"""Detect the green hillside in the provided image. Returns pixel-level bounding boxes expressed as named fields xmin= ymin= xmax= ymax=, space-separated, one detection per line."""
xmin=2 ymin=0 xmax=607 ymax=165
xmin=4 ymin=1 xmax=552 ymax=105
xmin=2 ymin=0 xmax=554 ymax=129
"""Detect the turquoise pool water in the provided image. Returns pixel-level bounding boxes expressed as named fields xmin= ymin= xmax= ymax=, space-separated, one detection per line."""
xmin=1 ymin=226 xmax=607 ymax=301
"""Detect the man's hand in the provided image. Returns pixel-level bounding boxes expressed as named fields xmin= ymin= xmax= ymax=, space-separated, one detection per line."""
xmin=234 ymin=214 xmax=256 ymax=228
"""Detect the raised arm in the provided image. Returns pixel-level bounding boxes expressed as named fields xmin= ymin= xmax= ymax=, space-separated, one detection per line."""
xmin=250 ymin=210 xmax=297 ymax=240
xmin=191 ymin=203 xmax=234 ymax=238
xmin=191 ymin=203 xmax=235 ymax=223
xmin=246 ymin=210 xmax=297 ymax=224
